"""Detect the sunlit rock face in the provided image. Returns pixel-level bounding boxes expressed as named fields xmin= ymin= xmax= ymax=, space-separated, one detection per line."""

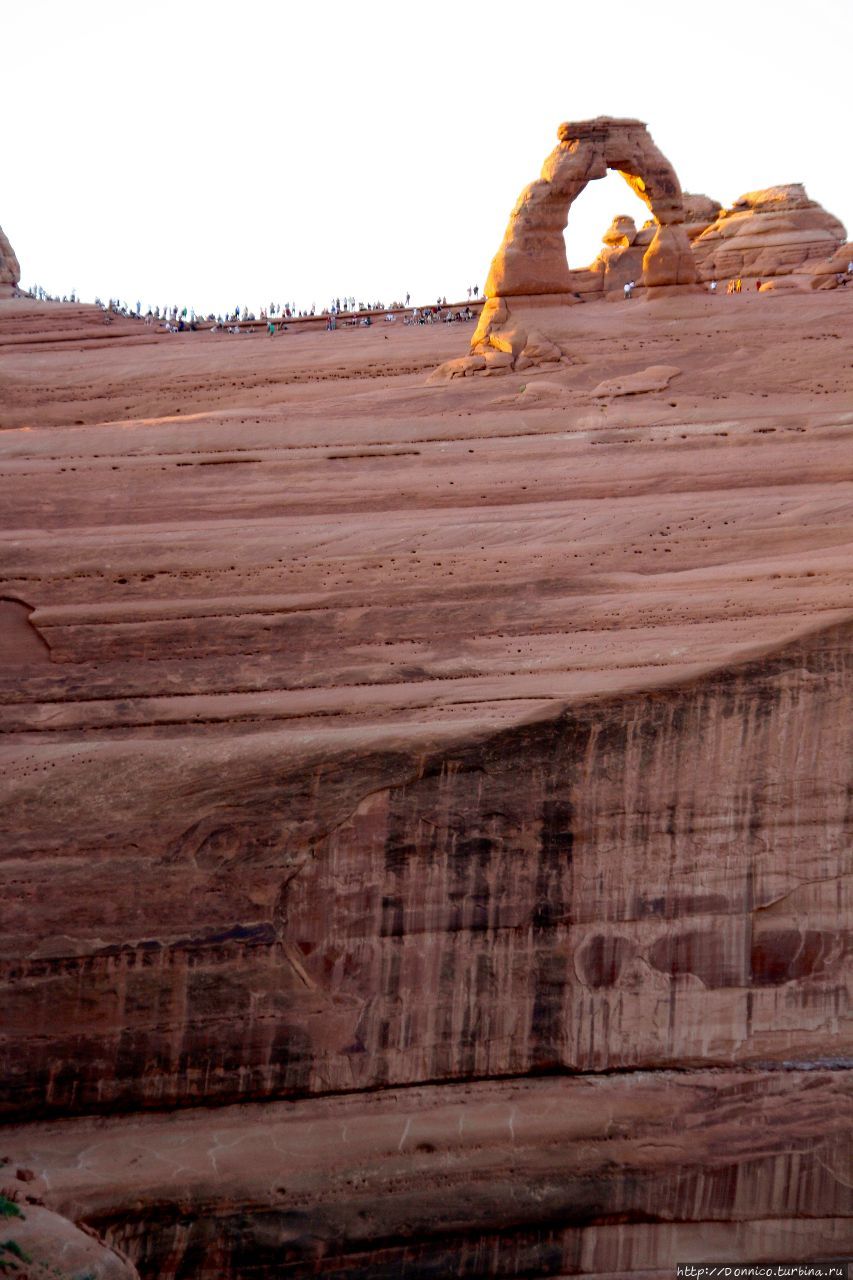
xmin=692 ymin=183 xmax=846 ymax=280
xmin=569 ymin=197 xmax=726 ymax=301
xmin=482 ymin=117 xmax=696 ymax=300
xmin=0 ymin=223 xmax=20 ymax=295
xmin=602 ymin=214 xmax=637 ymax=248
xmin=8 ymin=1070 xmax=852 ymax=1280
xmin=433 ymin=125 xmax=851 ymax=384
xmin=681 ymin=191 xmax=723 ymax=240
xmin=437 ymin=117 xmax=701 ymax=381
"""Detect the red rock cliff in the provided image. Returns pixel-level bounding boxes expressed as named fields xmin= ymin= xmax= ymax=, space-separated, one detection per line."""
xmin=1 ymin=288 xmax=851 ymax=1276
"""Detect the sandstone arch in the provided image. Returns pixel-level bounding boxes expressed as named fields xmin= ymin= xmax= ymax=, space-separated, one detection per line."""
xmin=423 ymin=118 xmax=703 ymax=381
xmin=484 ymin=117 xmax=697 ymax=299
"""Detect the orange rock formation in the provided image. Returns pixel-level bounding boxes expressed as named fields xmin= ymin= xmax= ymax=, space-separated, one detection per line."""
xmin=435 ymin=122 xmax=850 ymax=382
xmin=483 ymin=117 xmax=697 ymax=300
xmin=692 ymin=183 xmax=847 ymax=281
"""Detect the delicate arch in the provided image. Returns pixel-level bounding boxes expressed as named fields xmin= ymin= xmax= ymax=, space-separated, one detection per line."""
xmin=484 ymin=117 xmax=697 ymax=297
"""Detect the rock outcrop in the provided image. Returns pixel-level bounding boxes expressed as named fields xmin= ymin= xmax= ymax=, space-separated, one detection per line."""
xmin=0 ymin=224 xmax=20 ymax=297
xmin=805 ymin=239 xmax=853 ymax=288
xmin=568 ymin=185 xmax=846 ymax=304
xmin=431 ymin=130 xmax=851 ymax=383
xmin=591 ymin=363 xmax=680 ymax=396
xmin=602 ymin=213 xmax=637 ymax=248
xmin=567 ymin=196 xmax=725 ymax=302
xmin=681 ymin=191 xmax=724 ymax=240
xmin=692 ymin=183 xmax=846 ymax=280
xmin=0 ymin=1167 xmax=138 ymax=1280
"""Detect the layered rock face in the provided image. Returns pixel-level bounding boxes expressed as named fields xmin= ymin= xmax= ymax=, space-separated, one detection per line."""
xmin=692 ymin=183 xmax=847 ymax=280
xmin=0 ymin=223 xmax=20 ymax=296
xmin=681 ymin=191 xmax=723 ymax=238
xmin=8 ymin=1070 xmax=851 ymax=1280
xmin=1 ymin=291 xmax=852 ymax=1275
xmin=3 ymin=621 xmax=850 ymax=1115
xmin=805 ymin=238 xmax=853 ymax=289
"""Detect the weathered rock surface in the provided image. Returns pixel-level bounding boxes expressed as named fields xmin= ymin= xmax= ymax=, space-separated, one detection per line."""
xmin=681 ymin=192 xmax=723 ymax=240
xmin=1 ymin=287 xmax=852 ymax=1274
xmin=566 ymin=197 xmax=727 ymax=303
xmin=692 ymin=183 xmax=847 ymax=281
xmin=591 ymin=363 xmax=680 ymax=396
xmin=0 ymin=223 xmax=20 ymax=296
xmin=602 ymin=214 xmax=637 ymax=248
xmin=0 ymin=1169 xmax=138 ymax=1279
xmin=424 ymin=352 xmax=486 ymax=382
xmin=4 ymin=1071 xmax=851 ymax=1279
xmin=3 ymin=614 xmax=849 ymax=1114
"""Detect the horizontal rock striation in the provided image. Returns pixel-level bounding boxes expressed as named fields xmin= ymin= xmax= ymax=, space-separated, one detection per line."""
xmin=5 ymin=1071 xmax=852 ymax=1279
xmin=3 ymin=1070 xmax=845 ymax=1280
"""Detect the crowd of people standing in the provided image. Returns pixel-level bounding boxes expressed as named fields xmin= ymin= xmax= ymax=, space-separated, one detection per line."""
xmin=16 ymin=288 xmax=484 ymax=334
xmin=130 ymin=293 xmax=483 ymax=334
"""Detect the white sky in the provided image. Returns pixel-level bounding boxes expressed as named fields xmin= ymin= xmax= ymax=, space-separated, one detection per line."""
xmin=3 ymin=0 xmax=851 ymax=314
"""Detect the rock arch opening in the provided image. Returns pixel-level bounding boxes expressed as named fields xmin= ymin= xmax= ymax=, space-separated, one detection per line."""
xmin=563 ymin=168 xmax=656 ymax=271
